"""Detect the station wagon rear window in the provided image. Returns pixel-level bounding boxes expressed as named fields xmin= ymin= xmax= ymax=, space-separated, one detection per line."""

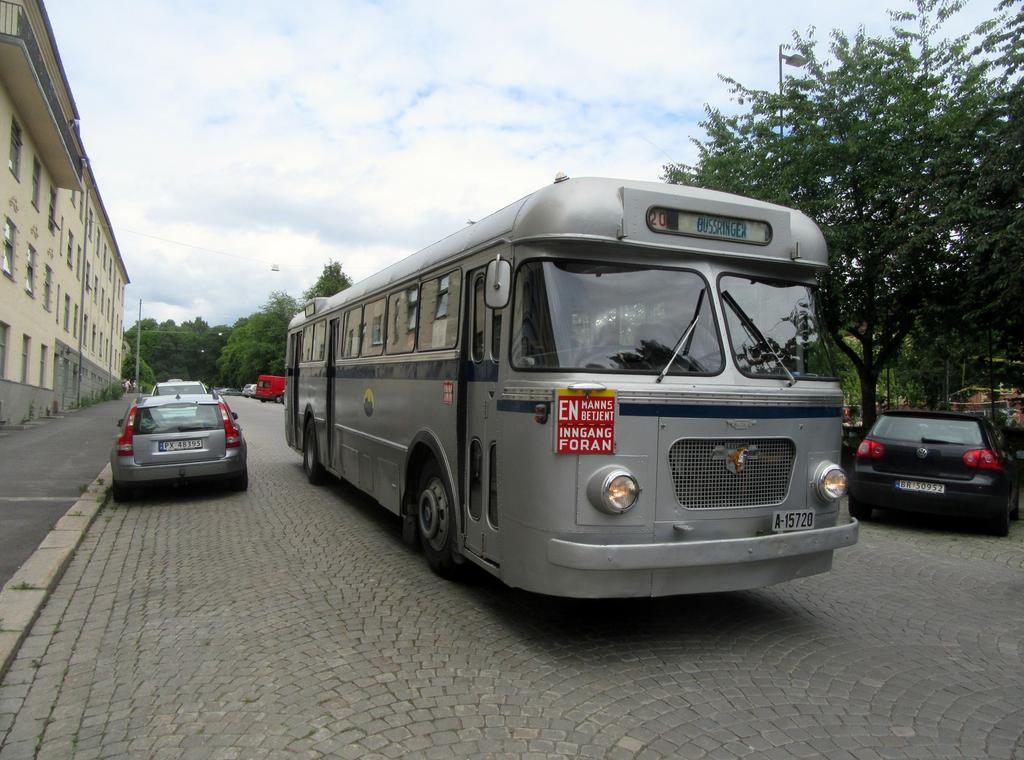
xmin=136 ymin=404 xmax=222 ymax=435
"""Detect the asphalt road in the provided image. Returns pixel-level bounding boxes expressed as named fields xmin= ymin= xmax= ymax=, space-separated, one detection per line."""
xmin=0 ymin=399 xmax=131 ymax=586
xmin=1 ymin=397 xmax=1022 ymax=759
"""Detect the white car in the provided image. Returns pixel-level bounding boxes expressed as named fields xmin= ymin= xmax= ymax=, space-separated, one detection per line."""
xmin=242 ymin=383 xmax=256 ymax=398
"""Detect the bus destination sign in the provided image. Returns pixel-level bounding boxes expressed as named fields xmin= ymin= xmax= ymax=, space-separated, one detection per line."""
xmin=647 ymin=207 xmax=771 ymax=245
xmin=555 ymin=389 xmax=616 ymax=454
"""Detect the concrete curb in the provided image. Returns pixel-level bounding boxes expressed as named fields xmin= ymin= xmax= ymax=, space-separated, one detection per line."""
xmin=0 ymin=463 xmax=110 ymax=680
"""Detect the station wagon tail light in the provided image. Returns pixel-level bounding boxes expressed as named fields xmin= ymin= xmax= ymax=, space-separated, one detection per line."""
xmin=116 ymin=407 xmax=136 ymax=456
xmin=219 ymin=402 xmax=242 ymax=448
xmin=963 ymin=448 xmax=1001 ymax=470
xmin=856 ymin=439 xmax=885 ymax=459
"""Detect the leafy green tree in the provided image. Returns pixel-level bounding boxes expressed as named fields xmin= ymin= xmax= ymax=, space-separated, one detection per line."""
xmin=124 ymin=317 xmax=234 ymax=386
xmin=121 ymin=351 xmax=154 ymax=390
xmin=955 ymin=1 xmax=1024 ymax=361
xmin=663 ymin=0 xmax=984 ymax=429
xmin=217 ymin=292 xmax=300 ymax=388
xmin=303 ymin=259 xmax=352 ymax=302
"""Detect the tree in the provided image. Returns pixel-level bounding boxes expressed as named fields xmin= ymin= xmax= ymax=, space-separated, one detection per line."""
xmin=303 ymin=259 xmax=352 ymax=302
xmin=956 ymin=1 xmax=1024 ymax=361
xmin=663 ymin=0 xmax=985 ymax=429
xmin=121 ymin=351 xmax=154 ymax=390
xmin=217 ymin=292 xmax=300 ymax=388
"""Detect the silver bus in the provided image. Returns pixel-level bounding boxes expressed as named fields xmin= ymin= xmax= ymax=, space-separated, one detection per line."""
xmin=285 ymin=176 xmax=858 ymax=598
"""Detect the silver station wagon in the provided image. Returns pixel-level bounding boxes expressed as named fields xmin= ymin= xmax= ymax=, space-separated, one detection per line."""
xmin=111 ymin=393 xmax=248 ymax=500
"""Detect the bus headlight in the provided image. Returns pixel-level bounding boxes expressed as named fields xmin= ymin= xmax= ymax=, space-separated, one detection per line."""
xmin=814 ymin=462 xmax=848 ymax=502
xmin=587 ymin=467 xmax=640 ymax=514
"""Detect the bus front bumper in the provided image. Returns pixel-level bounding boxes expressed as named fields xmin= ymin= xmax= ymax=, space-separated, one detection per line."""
xmin=547 ymin=520 xmax=859 ymax=571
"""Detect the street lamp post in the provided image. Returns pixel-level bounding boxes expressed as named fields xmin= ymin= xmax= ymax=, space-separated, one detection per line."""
xmin=134 ymin=298 xmax=142 ymax=395
xmin=778 ymin=45 xmax=808 ymax=137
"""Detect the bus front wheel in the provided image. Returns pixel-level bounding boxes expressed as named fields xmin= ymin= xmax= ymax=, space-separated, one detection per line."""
xmin=303 ymin=421 xmax=327 ymax=485
xmin=417 ymin=461 xmax=460 ymax=578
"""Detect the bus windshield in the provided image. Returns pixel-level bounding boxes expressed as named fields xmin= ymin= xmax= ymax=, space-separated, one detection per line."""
xmin=511 ymin=260 xmax=723 ymax=374
xmin=719 ymin=275 xmax=836 ymax=380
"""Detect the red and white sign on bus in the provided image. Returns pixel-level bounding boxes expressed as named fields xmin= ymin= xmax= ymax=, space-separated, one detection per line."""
xmin=555 ymin=389 xmax=616 ymax=454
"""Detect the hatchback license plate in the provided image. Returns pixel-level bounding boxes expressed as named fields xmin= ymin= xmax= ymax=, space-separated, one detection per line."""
xmin=158 ymin=439 xmax=202 ymax=452
xmin=895 ymin=480 xmax=945 ymax=494
xmin=771 ymin=509 xmax=814 ymax=533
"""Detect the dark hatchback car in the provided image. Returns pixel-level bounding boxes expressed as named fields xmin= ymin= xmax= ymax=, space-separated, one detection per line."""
xmin=849 ymin=410 xmax=1020 ymax=535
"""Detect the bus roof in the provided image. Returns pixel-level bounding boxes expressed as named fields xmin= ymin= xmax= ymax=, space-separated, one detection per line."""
xmin=291 ymin=177 xmax=826 ymax=328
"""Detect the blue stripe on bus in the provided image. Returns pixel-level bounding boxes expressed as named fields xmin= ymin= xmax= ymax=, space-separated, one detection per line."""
xmin=296 ymin=361 xmax=499 ymax=382
xmin=619 ymin=403 xmax=841 ymax=419
xmin=497 ymin=400 xmax=839 ymax=419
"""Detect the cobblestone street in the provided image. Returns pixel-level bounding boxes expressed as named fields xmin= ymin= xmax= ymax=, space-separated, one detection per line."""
xmin=1 ymin=399 xmax=1022 ymax=759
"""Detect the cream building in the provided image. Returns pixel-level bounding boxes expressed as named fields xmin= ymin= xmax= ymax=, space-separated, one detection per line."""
xmin=0 ymin=0 xmax=128 ymax=424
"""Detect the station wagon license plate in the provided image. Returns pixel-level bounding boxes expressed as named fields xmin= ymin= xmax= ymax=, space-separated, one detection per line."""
xmin=895 ymin=480 xmax=945 ymax=494
xmin=771 ymin=509 xmax=814 ymax=533
xmin=158 ymin=439 xmax=202 ymax=452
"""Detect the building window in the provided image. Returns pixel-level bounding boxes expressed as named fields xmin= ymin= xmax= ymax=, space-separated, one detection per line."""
xmin=20 ymin=334 xmax=30 ymax=384
xmin=91 ymin=324 xmax=96 ymax=352
xmin=43 ymin=265 xmax=52 ymax=309
xmin=47 ymin=187 xmax=57 ymax=233
xmin=66 ymin=231 xmax=74 ymax=268
xmin=31 ymin=158 xmax=41 ymax=208
xmin=8 ymin=118 xmax=22 ymax=179
xmin=73 ymin=305 xmax=79 ymax=338
xmin=39 ymin=344 xmax=47 ymax=386
xmin=64 ymin=294 xmax=71 ymax=331
xmin=0 ymin=322 xmax=7 ymax=378
xmin=2 ymin=218 xmax=14 ymax=277
xmin=25 ymin=245 xmax=36 ymax=295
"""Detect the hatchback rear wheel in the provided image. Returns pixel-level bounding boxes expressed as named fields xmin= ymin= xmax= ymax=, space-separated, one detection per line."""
xmin=986 ymin=499 xmax=1010 ymax=537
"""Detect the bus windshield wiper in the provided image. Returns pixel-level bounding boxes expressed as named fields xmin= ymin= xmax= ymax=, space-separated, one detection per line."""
xmin=656 ymin=289 xmax=705 ymax=384
xmin=721 ymin=290 xmax=796 ymax=386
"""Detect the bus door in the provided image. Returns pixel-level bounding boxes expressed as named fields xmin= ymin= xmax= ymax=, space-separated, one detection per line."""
xmin=326 ymin=318 xmax=339 ymax=468
xmin=463 ymin=266 xmax=501 ymax=565
xmin=287 ymin=331 xmax=303 ymax=447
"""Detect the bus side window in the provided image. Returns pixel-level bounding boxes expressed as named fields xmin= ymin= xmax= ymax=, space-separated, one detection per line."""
xmin=302 ymin=325 xmax=314 ymax=362
xmin=362 ymin=298 xmax=386 ymax=357
xmin=472 ymin=274 xmax=485 ymax=362
xmin=490 ymin=310 xmax=502 ymax=363
xmin=418 ymin=269 xmax=462 ymax=350
xmin=386 ymin=287 xmax=417 ymax=354
xmin=312 ymin=320 xmax=326 ymax=362
xmin=341 ymin=306 xmax=362 ymax=358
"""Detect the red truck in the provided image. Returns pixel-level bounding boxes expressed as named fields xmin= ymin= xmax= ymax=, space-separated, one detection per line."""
xmin=254 ymin=374 xmax=285 ymax=403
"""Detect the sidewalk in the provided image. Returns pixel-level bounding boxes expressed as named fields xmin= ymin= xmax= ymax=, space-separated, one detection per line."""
xmin=0 ymin=398 xmax=129 ymax=679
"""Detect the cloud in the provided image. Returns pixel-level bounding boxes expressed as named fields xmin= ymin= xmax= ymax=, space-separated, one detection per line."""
xmin=45 ymin=0 xmax=996 ymax=327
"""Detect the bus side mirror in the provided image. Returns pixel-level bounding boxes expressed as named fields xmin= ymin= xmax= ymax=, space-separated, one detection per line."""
xmin=485 ymin=257 xmax=511 ymax=309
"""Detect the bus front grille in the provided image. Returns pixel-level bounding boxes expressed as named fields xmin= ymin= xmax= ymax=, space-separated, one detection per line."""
xmin=668 ymin=438 xmax=795 ymax=509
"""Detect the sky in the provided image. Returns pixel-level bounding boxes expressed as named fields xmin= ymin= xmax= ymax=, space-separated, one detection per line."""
xmin=44 ymin=0 xmax=998 ymax=329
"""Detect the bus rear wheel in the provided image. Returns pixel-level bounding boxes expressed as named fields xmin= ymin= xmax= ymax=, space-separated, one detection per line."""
xmin=303 ymin=421 xmax=327 ymax=485
xmin=417 ymin=460 xmax=460 ymax=578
